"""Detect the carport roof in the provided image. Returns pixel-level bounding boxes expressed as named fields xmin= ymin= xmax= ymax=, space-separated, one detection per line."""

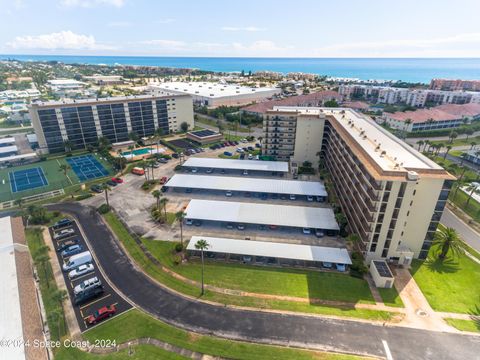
xmin=187 ymin=236 xmax=351 ymax=264
xmin=166 ymin=174 xmax=327 ymax=196
xmin=185 ymin=199 xmax=339 ymax=230
xmin=182 ymin=158 xmax=289 ymax=172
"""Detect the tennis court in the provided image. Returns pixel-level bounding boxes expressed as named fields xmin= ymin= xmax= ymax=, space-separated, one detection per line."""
xmin=66 ymin=154 xmax=109 ymax=182
xmin=9 ymin=167 xmax=49 ymax=193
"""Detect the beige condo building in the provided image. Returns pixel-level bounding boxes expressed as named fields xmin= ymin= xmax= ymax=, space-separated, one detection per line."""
xmin=262 ymin=106 xmax=455 ymax=261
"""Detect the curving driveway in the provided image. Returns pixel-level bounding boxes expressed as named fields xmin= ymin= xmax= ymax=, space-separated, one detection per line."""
xmin=48 ymin=203 xmax=480 ymax=360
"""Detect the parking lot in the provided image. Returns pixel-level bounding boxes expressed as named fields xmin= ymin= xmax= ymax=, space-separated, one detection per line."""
xmin=49 ymin=220 xmax=132 ymax=332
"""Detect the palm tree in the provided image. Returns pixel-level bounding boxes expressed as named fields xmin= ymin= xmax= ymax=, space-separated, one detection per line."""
xmin=154 ymin=128 xmax=164 ymax=153
xmin=423 ymin=139 xmax=430 ymax=152
xmin=465 ymin=129 xmax=474 ymax=142
xmin=152 ymin=190 xmax=162 ymax=210
xmin=149 ymin=159 xmax=156 ymax=181
xmin=403 ymin=119 xmax=412 ymax=139
xmin=160 ymin=197 xmax=169 ymax=221
xmin=51 ymin=289 xmax=67 ymax=334
xmin=433 ymin=227 xmax=462 ymax=260
xmin=416 ymin=140 xmax=424 ymax=151
xmin=194 ymin=239 xmax=210 ymax=296
xmin=449 ymin=131 xmax=458 ymax=144
xmin=460 ymin=152 xmax=467 ymax=165
xmin=63 ymin=140 xmax=73 ymax=153
xmin=175 ymin=211 xmax=186 ymax=247
xmin=465 ymin=183 xmax=479 ymax=206
xmin=47 ymin=309 xmax=63 ymax=341
xmin=102 ymin=183 xmax=111 ymax=207
xmin=14 ymin=198 xmax=24 ymax=210
xmin=470 ymin=141 xmax=477 ymax=150
xmin=443 ymin=145 xmax=452 ymax=159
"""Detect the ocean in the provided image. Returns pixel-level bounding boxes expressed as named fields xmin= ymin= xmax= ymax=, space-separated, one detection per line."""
xmin=2 ymin=55 xmax=480 ymax=83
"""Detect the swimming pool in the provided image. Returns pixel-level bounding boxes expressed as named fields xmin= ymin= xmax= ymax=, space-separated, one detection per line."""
xmin=121 ymin=148 xmax=152 ymax=156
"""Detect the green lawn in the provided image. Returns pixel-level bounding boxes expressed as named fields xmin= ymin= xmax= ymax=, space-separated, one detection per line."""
xmin=449 ymin=187 xmax=480 ymax=223
xmin=410 ymin=244 xmax=480 ymax=313
xmin=445 ymin=318 xmax=480 ymax=333
xmin=430 ymin=135 xmax=480 ymax=148
xmin=26 ymin=228 xmax=68 ymax=341
xmin=143 ymin=240 xmax=376 ymax=305
xmin=76 ymin=309 xmax=366 ymax=360
xmin=103 ymin=212 xmax=394 ymax=321
xmin=0 ymin=153 xmax=113 ymax=202
xmin=377 ymin=287 xmax=404 ymax=308
xmin=56 ymin=344 xmax=188 ymax=360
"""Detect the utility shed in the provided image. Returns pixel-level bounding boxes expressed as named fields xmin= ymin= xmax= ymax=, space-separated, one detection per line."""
xmin=370 ymin=260 xmax=395 ymax=288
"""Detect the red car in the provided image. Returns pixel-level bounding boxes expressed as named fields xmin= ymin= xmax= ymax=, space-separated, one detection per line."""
xmin=86 ymin=305 xmax=116 ymax=325
xmin=160 ymin=176 xmax=168 ymax=185
xmin=111 ymin=177 xmax=123 ymax=184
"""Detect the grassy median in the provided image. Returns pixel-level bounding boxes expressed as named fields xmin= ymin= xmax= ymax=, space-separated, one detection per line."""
xmin=103 ymin=212 xmax=397 ymax=321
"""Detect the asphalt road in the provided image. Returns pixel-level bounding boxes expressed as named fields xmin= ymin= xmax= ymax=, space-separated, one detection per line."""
xmin=49 ymin=202 xmax=480 ymax=360
xmin=441 ymin=207 xmax=480 ymax=253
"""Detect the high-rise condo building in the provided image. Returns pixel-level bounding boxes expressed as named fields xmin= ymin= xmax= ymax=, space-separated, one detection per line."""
xmin=262 ymin=107 xmax=455 ymax=261
xmin=29 ymin=94 xmax=194 ymax=153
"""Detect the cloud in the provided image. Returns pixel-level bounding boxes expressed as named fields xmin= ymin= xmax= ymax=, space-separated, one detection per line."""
xmin=141 ymin=39 xmax=187 ymax=51
xmin=232 ymin=40 xmax=290 ymax=53
xmin=314 ymin=32 xmax=480 ymax=57
xmin=107 ymin=21 xmax=132 ymax=27
xmin=6 ymin=30 xmax=114 ymax=50
xmin=60 ymin=0 xmax=125 ymax=7
xmin=222 ymin=26 xmax=266 ymax=32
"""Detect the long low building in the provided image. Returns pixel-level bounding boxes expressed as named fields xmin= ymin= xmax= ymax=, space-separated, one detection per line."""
xmin=166 ymin=174 xmax=327 ymax=198
xmin=187 ymin=236 xmax=351 ymax=267
xmin=185 ymin=199 xmax=339 ymax=231
xmin=182 ymin=158 xmax=289 ymax=173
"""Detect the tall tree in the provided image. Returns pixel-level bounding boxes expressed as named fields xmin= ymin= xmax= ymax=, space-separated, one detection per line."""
xmin=194 ymin=239 xmax=210 ymax=296
xmin=102 ymin=183 xmax=111 ymax=207
xmin=175 ymin=211 xmax=186 ymax=247
xmin=152 ymin=190 xmax=162 ymax=210
xmin=443 ymin=145 xmax=452 ymax=159
xmin=433 ymin=227 xmax=462 ymax=261
xmin=160 ymin=197 xmax=169 ymax=221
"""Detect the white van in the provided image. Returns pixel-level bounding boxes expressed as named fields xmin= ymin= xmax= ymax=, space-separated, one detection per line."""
xmin=62 ymin=251 xmax=92 ymax=272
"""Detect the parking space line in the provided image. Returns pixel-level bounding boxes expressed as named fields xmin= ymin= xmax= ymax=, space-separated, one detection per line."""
xmin=382 ymin=340 xmax=394 ymax=360
xmin=69 ymin=271 xmax=95 ymax=282
xmin=82 ymin=302 xmax=118 ymax=320
xmin=80 ymin=293 xmax=111 ymax=310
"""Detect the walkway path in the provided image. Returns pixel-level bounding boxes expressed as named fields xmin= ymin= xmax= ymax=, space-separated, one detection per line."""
xmin=393 ymin=268 xmax=452 ymax=332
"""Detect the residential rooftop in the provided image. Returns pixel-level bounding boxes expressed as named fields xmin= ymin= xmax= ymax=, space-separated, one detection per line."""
xmin=152 ymin=81 xmax=279 ymax=99
xmin=271 ymin=106 xmax=450 ymax=176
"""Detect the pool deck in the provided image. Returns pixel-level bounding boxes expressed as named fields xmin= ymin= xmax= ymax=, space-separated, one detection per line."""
xmin=112 ymin=145 xmax=172 ymax=161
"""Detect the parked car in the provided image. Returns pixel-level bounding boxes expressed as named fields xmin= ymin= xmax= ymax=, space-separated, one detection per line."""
xmin=237 ymin=223 xmax=246 ymax=230
xmin=248 ymin=154 xmax=253 ymax=160
xmin=233 ymin=141 xmax=239 ymax=145
xmin=223 ymin=151 xmax=233 ymax=157
xmin=90 ymin=184 xmax=103 ymax=193
xmin=243 ymin=170 xmax=249 ymax=175
xmin=268 ymin=225 xmax=278 ymax=230
xmin=63 ymin=251 xmax=92 ymax=272
xmin=247 ymin=146 xmax=254 ymax=151
xmin=172 ymin=153 xmax=179 ymax=159
xmin=111 ymin=177 xmax=123 ymax=184
xmin=74 ymin=276 xmax=102 ymax=295
xmin=160 ymin=176 xmax=168 ymax=184
xmin=255 ymin=143 xmax=261 ymax=148
xmin=186 ymin=219 xmax=194 ymax=226
xmin=302 ymin=228 xmax=311 ymax=235
xmin=205 ymin=168 xmax=213 ymax=173
xmin=161 ymin=186 xmax=168 ymax=193
xmin=242 ymin=255 xmax=252 ymax=263
xmin=260 ymin=193 xmax=268 ymax=200
xmin=228 ymin=141 xmax=235 ymax=146
xmin=289 ymin=194 xmax=296 ymax=200
xmin=193 ymin=220 xmax=202 ymax=227
xmin=86 ymin=305 xmax=117 ymax=325
xmin=68 ymin=263 xmax=94 ymax=280
xmin=106 ymin=179 xmax=117 ymax=187
xmin=241 ymin=138 xmax=248 ymax=143
xmin=61 ymin=244 xmax=83 ymax=258
xmin=336 ymin=264 xmax=346 ymax=272
xmin=131 ymin=167 xmax=145 ymax=176
xmin=236 ymin=148 xmax=244 ymax=153
xmin=315 ymin=229 xmax=325 ymax=238
xmin=316 ymin=196 xmax=325 ymax=202
xmin=226 ymin=222 xmax=234 ymax=229
xmin=52 ymin=218 xmax=73 ymax=230
xmin=159 ymin=158 xmax=168 ymax=163
xmin=225 ymin=191 xmax=233 ymax=197
xmin=307 ymin=195 xmax=314 ymax=202
xmin=191 ymin=168 xmax=198 ymax=173
xmin=239 ymin=154 xmax=245 ymax=160
xmin=186 ymin=188 xmax=193 ymax=193
xmin=56 ymin=238 xmax=79 ymax=252
xmin=54 ymin=228 xmax=75 ymax=240
xmin=152 ymin=162 xmax=161 ymax=168
xmin=74 ymin=286 xmax=104 ymax=306
xmin=322 ymin=262 xmax=333 ymax=269
xmin=244 ymin=192 xmax=252 ymax=197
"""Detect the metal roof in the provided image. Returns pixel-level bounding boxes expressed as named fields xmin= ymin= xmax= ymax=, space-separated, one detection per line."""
xmin=0 ymin=217 xmax=25 ymax=360
xmin=182 ymin=158 xmax=289 ymax=172
xmin=167 ymin=174 xmax=327 ymax=196
xmin=372 ymin=260 xmax=394 ymax=278
xmin=0 ymin=145 xmax=18 ymax=154
xmin=0 ymin=137 xmax=15 ymax=145
xmin=187 ymin=236 xmax=351 ymax=264
xmin=185 ymin=199 xmax=339 ymax=230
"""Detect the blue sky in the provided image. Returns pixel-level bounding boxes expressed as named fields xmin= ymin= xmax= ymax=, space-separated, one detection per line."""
xmin=1 ymin=0 xmax=480 ymax=57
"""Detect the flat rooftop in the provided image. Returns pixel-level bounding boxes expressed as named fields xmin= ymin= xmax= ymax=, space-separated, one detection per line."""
xmin=167 ymin=174 xmax=327 ymax=196
xmin=153 ymin=82 xmax=279 ymax=99
xmin=272 ymin=106 xmax=444 ymax=173
xmin=185 ymin=199 xmax=339 ymax=230
xmin=187 ymin=236 xmax=351 ymax=264
xmin=0 ymin=145 xmax=18 ymax=154
xmin=0 ymin=217 xmax=25 ymax=360
xmin=182 ymin=158 xmax=289 ymax=172
xmin=0 ymin=137 xmax=15 ymax=145
xmin=29 ymin=93 xmax=189 ymax=108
